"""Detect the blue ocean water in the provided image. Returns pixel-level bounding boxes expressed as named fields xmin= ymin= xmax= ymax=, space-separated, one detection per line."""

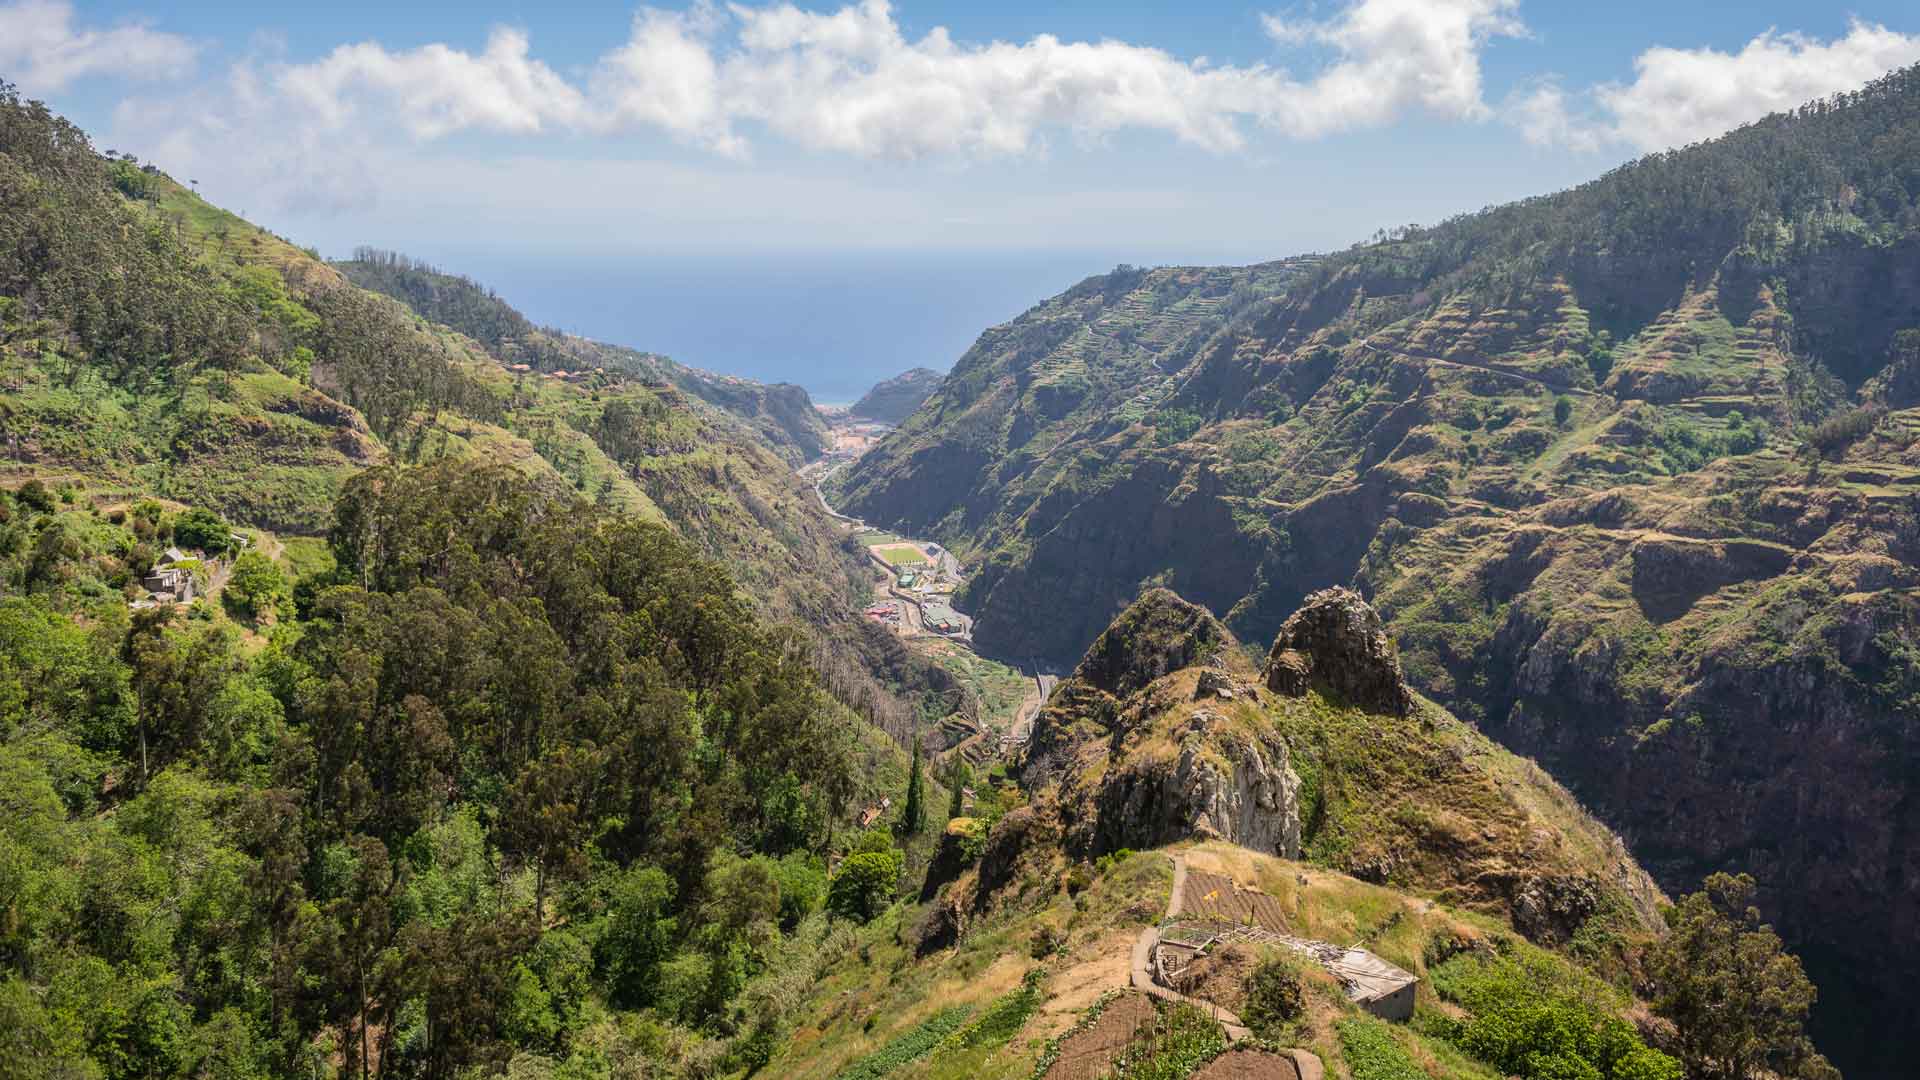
xmin=426 ymin=248 xmax=1180 ymax=403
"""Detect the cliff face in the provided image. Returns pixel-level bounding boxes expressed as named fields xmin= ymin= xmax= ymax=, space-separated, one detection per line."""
xmin=1014 ymin=588 xmax=1663 ymax=943
xmin=850 ymin=367 xmax=944 ymax=423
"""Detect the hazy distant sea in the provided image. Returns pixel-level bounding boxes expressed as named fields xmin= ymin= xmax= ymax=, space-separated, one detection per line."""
xmin=429 ymin=249 xmax=1152 ymax=403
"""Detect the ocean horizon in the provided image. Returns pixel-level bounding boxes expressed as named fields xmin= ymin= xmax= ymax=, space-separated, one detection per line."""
xmin=415 ymin=247 xmax=1230 ymax=402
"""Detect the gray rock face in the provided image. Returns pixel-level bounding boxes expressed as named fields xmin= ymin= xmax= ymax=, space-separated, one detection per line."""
xmin=1263 ymin=587 xmax=1414 ymax=717
xmin=1093 ymin=721 xmax=1302 ymax=859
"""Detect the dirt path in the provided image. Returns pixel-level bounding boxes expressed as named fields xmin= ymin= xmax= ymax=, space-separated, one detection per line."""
xmin=1361 ymin=340 xmax=1603 ymax=398
xmin=1132 ymin=853 xmax=1251 ymax=1040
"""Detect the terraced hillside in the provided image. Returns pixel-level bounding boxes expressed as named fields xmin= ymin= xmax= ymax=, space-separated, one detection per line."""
xmin=830 ymin=64 xmax=1920 ymax=1072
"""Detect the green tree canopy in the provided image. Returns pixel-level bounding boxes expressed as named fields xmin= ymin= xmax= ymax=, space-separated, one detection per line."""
xmin=1649 ymin=873 xmax=1836 ymax=1080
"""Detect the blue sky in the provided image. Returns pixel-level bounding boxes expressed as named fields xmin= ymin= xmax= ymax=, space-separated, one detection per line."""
xmin=6 ymin=1 xmax=1919 ymax=399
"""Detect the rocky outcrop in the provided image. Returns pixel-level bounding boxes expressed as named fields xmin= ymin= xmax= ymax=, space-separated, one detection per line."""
xmin=911 ymin=896 xmax=964 ymax=957
xmin=1091 ymin=719 xmax=1302 ymax=858
xmin=1077 ymin=588 xmax=1236 ymax=699
xmin=920 ymin=817 xmax=982 ymax=902
xmin=1263 ymin=588 xmax=1414 ymax=717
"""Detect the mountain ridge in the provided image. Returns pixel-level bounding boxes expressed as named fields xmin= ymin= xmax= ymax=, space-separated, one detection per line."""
xmin=849 ymin=366 xmax=944 ymax=423
xmin=335 ymin=249 xmax=834 ymax=464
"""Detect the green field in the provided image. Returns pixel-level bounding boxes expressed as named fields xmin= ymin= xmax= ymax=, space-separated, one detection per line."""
xmin=875 ymin=543 xmax=929 ymax=566
xmin=859 ymin=530 xmax=905 ymax=547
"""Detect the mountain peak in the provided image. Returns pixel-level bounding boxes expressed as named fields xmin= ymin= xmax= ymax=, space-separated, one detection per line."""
xmin=1074 ymin=587 xmax=1239 ymax=699
xmin=1263 ymin=587 xmax=1414 ymax=718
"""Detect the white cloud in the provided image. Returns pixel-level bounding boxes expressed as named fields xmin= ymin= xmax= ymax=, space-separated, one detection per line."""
xmin=596 ymin=7 xmax=743 ymax=156
xmin=0 ymin=0 xmax=197 ymax=93
xmin=1258 ymin=0 xmax=1523 ymax=135
xmin=1505 ymin=79 xmax=1602 ymax=153
xmin=248 ymin=0 xmax=1525 ymax=161
xmin=279 ymin=27 xmax=590 ymax=138
xmin=1514 ymin=19 xmax=1920 ymax=152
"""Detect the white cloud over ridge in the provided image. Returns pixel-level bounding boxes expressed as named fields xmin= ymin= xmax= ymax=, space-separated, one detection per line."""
xmin=1515 ymin=19 xmax=1920 ymax=152
xmin=0 ymin=0 xmax=196 ymax=94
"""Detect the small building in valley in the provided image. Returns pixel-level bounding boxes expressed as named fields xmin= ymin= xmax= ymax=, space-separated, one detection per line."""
xmin=142 ymin=565 xmax=195 ymax=604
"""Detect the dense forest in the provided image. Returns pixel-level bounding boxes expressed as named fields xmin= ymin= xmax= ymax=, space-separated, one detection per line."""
xmin=0 ymin=462 xmax=940 ymax=1079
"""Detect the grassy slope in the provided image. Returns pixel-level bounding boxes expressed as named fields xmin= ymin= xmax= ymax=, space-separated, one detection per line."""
xmin=765 ymin=840 xmax=1639 ymax=1080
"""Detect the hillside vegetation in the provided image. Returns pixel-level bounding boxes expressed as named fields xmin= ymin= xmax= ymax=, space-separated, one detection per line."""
xmin=830 ymin=64 xmax=1920 ymax=1073
xmin=0 ymin=81 xmax=987 ymax=747
xmin=335 ymin=250 xmax=833 ymax=464
xmin=760 ymin=588 xmax=1828 ymax=1080
xmin=851 ymin=368 xmax=945 ymax=424
xmin=0 ymin=455 xmax=962 ymax=1079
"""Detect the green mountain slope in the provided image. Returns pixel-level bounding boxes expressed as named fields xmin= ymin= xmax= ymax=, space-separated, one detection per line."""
xmin=0 ymin=85 xmax=979 ymax=747
xmin=831 ymin=64 xmax=1920 ymax=1074
xmin=850 ymin=367 xmax=944 ymax=423
xmin=335 ymin=249 xmax=833 ymax=464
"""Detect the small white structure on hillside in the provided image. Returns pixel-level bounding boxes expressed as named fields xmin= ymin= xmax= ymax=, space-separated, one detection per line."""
xmin=1321 ymin=947 xmax=1418 ymax=1021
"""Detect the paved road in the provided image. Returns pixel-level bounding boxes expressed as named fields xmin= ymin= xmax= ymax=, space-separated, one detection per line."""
xmin=1008 ymin=672 xmax=1060 ymax=747
xmin=810 ymin=460 xmax=862 ymax=524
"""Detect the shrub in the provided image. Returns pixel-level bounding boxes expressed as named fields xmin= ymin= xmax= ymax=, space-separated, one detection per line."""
xmin=1554 ymin=395 xmax=1574 ymax=427
xmin=172 ymin=507 xmax=232 ymax=553
xmin=15 ymin=480 xmax=54 ymax=514
xmin=826 ymin=850 xmax=899 ymax=923
xmin=772 ymin=853 xmax=826 ymax=931
xmin=1338 ymin=1018 xmax=1426 ymax=1080
xmin=1426 ymin=952 xmax=1683 ymax=1080
xmin=1241 ymin=955 xmax=1307 ymax=1037
xmin=1805 ymin=405 xmax=1882 ymax=456
xmin=224 ymin=551 xmax=288 ymax=619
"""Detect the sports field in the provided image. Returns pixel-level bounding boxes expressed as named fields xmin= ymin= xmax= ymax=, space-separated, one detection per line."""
xmin=871 ymin=542 xmax=929 ymax=566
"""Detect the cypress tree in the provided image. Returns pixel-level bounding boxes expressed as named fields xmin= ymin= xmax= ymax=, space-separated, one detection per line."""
xmin=900 ymin=735 xmax=925 ymax=836
xmin=946 ymin=760 xmax=971 ymax=819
